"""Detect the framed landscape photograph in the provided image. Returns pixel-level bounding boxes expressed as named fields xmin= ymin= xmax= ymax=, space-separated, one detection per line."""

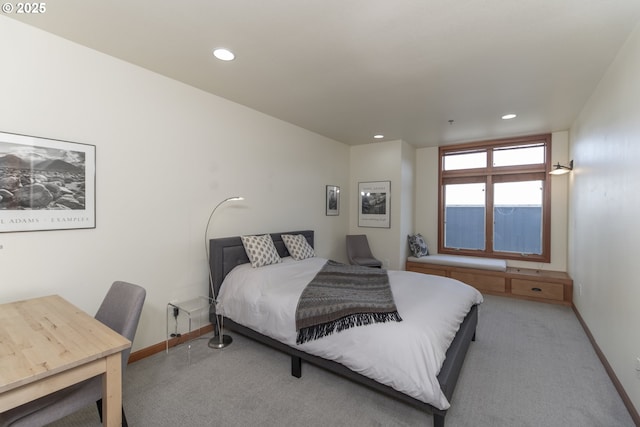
xmin=0 ymin=131 xmax=96 ymax=233
xmin=358 ymin=181 xmax=390 ymax=228
xmin=326 ymin=185 xmax=340 ymax=216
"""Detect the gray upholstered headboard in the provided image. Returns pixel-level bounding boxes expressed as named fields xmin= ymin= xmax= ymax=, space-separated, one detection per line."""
xmin=209 ymin=230 xmax=314 ymax=300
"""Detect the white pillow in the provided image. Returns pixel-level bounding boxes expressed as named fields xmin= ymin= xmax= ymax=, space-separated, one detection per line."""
xmin=282 ymin=234 xmax=315 ymax=260
xmin=241 ymin=234 xmax=282 ymax=268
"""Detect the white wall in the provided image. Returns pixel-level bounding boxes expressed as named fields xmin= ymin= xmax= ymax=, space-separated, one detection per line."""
xmin=399 ymin=141 xmax=416 ymax=262
xmin=414 ymin=131 xmax=570 ymax=271
xmin=414 ymin=146 xmax=439 ymax=256
xmin=349 ymin=140 xmax=415 ymax=270
xmin=0 ymin=17 xmax=350 ymax=351
xmin=569 ymin=21 xmax=640 ymax=413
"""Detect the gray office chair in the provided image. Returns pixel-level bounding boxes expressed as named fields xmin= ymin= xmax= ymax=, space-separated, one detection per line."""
xmin=0 ymin=281 xmax=146 ymax=427
xmin=346 ymin=234 xmax=382 ymax=268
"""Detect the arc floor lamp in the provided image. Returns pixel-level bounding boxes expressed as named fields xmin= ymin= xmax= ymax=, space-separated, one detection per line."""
xmin=205 ymin=196 xmax=244 ymax=349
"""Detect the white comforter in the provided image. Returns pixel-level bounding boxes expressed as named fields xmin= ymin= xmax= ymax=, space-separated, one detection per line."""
xmin=217 ymin=257 xmax=483 ymax=410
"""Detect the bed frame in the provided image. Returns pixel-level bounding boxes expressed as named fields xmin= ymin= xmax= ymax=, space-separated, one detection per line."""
xmin=209 ymin=230 xmax=478 ymax=427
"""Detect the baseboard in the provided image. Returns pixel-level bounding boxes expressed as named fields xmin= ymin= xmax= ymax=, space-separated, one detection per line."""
xmin=572 ymin=304 xmax=640 ymax=426
xmin=127 ymin=323 xmax=214 ymax=364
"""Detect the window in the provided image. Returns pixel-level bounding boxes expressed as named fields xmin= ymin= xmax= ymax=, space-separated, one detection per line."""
xmin=438 ymin=134 xmax=551 ymax=262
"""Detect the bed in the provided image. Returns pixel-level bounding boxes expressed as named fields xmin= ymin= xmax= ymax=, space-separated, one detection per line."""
xmin=209 ymin=230 xmax=482 ymax=427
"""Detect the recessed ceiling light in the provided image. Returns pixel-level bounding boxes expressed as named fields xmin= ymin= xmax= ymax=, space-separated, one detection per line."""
xmin=501 ymin=113 xmax=517 ymax=120
xmin=213 ymin=48 xmax=235 ymax=61
xmin=373 ymin=134 xmax=384 ymax=139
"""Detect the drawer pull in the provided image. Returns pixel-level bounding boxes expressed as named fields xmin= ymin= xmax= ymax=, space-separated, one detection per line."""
xmin=531 ymin=287 xmax=542 ymax=292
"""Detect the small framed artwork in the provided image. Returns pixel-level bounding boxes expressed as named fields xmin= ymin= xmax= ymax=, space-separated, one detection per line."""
xmin=326 ymin=185 xmax=340 ymax=216
xmin=358 ymin=181 xmax=390 ymax=228
xmin=0 ymin=131 xmax=96 ymax=233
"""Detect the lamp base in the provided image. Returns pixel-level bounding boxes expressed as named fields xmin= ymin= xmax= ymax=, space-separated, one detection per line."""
xmin=208 ymin=334 xmax=233 ymax=349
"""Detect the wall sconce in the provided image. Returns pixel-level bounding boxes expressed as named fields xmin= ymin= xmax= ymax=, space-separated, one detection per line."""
xmin=549 ymin=160 xmax=573 ymax=176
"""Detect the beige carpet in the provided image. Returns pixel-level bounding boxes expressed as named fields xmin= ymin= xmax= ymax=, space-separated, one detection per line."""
xmin=49 ymin=295 xmax=634 ymax=427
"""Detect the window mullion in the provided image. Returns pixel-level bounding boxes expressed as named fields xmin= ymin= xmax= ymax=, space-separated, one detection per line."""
xmin=486 ymin=149 xmax=494 ymax=255
xmin=486 ymin=175 xmax=494 ymax=255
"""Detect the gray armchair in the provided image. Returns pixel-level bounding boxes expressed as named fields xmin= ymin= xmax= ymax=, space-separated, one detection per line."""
xmin=0 ymin=281 xmax=146 ymax=427
xmin=346 ymin=234 xmax=382 ymax=268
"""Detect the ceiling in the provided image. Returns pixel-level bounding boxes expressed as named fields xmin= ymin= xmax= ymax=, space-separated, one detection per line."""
xmin=8 ymin=1 xmax=640 ymax=147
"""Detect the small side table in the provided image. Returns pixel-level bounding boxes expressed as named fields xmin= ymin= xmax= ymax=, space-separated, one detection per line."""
xmin=165 ymin=296 xmax=212 ymax=361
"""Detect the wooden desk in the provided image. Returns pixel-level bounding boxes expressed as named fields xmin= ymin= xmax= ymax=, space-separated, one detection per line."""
xmin=0 ymin=295 xmax=131 ymax=426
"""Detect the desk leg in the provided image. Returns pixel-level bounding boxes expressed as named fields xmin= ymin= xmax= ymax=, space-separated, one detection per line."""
xmin=102 ymin=353 xmax=123 ymax=427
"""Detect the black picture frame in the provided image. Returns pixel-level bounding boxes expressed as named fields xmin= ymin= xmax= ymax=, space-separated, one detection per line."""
xmin=358 ymin=181 xmax=390 ymax=228
xmin=0 ymin=131 xmax=96 ymax=232
xmin=326 ymin=185 xmax=340 ymax=216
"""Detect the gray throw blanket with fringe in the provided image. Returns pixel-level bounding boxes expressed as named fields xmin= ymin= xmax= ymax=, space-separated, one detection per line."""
xmin=295 ymin=260 xmax=402 ymax=344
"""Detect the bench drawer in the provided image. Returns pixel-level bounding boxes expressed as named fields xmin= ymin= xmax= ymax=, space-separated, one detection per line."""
xmin=511 ymin=279 xmax=564 ymax=301
xmin=451 ymin=271 xmax=506 ymax=293
xmin=413 ymin=267 xmax=447 ymax=277
xmin=406 ymin=262 xmax=448 ymax=277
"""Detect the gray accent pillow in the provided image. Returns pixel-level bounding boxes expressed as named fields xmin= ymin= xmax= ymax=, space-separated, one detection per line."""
xmin=282 ymin=234 xmax=315 ymax=260
xmin=408 ymin=233 xmax=429 ymax=257
xmin=241 ymin=234 xmax=282 ymax=268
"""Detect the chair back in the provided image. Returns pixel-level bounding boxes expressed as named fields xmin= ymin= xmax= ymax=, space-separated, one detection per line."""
xmin=346 ymin=234 xmax=373 ymax=261
xmin=95 ymin=281 xmax=146 ymax=372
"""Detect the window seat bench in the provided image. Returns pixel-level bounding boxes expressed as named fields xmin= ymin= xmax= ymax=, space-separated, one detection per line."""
xmin=407 ymin=254 xmax=507 ymax=271
xmin=406 ymin=255 xmax=573 ymax=306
